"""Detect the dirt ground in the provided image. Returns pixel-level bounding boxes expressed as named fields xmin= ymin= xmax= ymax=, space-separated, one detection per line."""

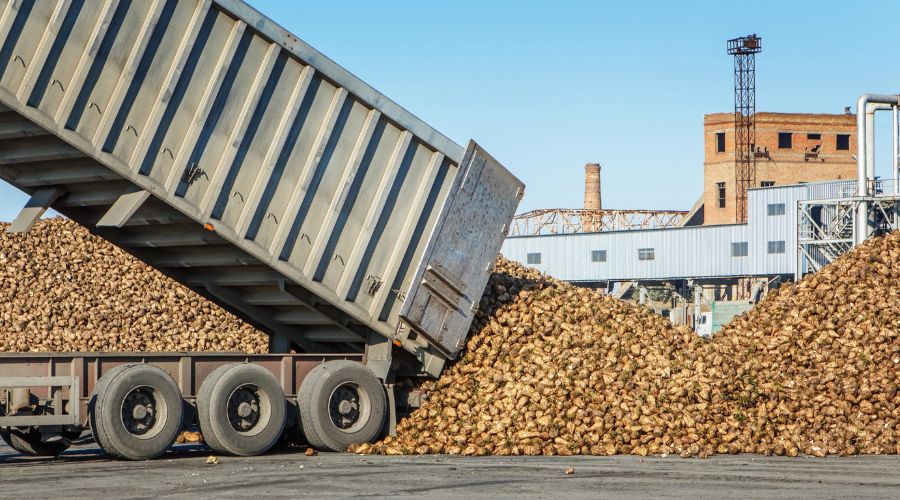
xmin=1 ymin=441 xmax=898 ymax=499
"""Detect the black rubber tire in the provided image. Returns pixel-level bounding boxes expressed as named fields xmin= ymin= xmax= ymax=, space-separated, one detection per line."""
xmin=88 ymin=363 xmax=131 ymax=457
xmin=197 ymin=363 xmax=286 ymax=456
xmin=298 ymin=360 xmax=386 ymax=452
xmin=1 ymin=427 xmax=69 ymax=457
xmin=90 ymin=364 xmax=183 ymax=460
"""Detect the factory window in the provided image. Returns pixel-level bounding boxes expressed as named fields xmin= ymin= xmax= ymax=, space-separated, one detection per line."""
xmin=591 ymin=250 xmax=607 ymax=262
xmin=526 ymin=253 xmax=541 ymax=265
xmin=778 ymin=132 xmax=792 ymax=149
xmin=716 ymin=132 xmax=726 ymax=153
xmin=638 ymin=248 xmax=655 ymax=261
xmin=761 ymin=181 xmax=775 ymax=187
xmin=768 ymin=241 xmax=786 ymax=254
xmin=767 ymin=203 xmax=785 ymax=216
xmin=731 ymin=242 xmax=749 ymax=257
xmin=807 ymin=133 xmax=821 ymax=140
xmin=836 ymin=134 xmax=850 ymax=151
xmin=717 ymin=182 xmax=726 ymax=208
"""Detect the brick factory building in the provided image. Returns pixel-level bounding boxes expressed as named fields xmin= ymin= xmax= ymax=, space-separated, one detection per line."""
xmin=698 ymin=112 xmax=857 ymax=225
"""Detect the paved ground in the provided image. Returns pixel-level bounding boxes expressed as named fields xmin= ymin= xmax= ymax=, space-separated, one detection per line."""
xmin=1 ymin=441 xmax=898 ymax=499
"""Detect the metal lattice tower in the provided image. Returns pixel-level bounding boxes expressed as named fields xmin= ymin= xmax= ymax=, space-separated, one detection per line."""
xmin=727 ymin=34 xmax=761 ymax=223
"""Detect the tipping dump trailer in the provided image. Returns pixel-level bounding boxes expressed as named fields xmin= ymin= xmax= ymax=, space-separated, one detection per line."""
xmin=0 ymin=0 xmax=523 ymax=459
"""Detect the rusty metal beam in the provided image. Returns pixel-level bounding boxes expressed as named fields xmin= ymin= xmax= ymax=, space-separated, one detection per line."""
xmin=508 ymin=208 xmax=688 ymax=236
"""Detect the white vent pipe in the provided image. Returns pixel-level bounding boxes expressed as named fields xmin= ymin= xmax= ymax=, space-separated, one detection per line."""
xmin=854 ymin=94 xmax=900 ymax=245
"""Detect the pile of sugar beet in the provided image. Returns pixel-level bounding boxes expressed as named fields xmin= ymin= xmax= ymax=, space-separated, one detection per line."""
xmin=0 ymin=219 xmax=267 ymax=354
xmin=0 ymin=218 xmax=897 ymax=457
xmin=353 ymin=229 xmax=899 ymax=457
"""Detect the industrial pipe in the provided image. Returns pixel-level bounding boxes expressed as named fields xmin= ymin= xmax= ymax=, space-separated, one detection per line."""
xmin=894 ymin=104 xmax=899 ymax=196
xmin=866 ymin=102 xmax=892 ymax=181
xmin=854 ymin=94 xmax=900 ymax=245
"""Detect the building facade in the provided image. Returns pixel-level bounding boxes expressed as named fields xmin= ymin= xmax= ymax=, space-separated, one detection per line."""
xmin=502 ymin=180 xmax=856 ymax=283
xmin=702 ymin=112 xmax=857 ymax=225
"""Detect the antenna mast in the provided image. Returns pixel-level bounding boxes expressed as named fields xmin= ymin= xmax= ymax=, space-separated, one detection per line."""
xmin=727 ymin=34 xmax=761 ymax=223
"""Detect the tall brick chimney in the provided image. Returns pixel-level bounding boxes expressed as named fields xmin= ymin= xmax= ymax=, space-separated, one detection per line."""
xmin=584 ymin=163 xmax=602 ymax=210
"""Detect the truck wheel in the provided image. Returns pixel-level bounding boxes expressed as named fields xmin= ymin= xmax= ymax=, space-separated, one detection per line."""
xmin=1 ymin=427 xmax=70 ymax=457
xmin=197 ymin=364 xmax=286 ymax=456
xmin=298 ymin=360 xmax=386 ymax=452
xmin=90 ymin=364 xmax=183 ymax=460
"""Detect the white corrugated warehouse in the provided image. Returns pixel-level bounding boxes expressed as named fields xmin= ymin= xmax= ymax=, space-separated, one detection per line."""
xmin=502 ymin=180 xmax=857 ymax=283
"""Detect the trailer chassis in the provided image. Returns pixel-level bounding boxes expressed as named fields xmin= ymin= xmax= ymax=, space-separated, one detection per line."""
xmin=0 ymin=352 xmax=406 ymax=460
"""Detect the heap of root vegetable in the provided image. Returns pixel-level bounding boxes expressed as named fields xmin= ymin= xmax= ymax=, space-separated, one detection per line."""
xmin=0 ymin=218 xmax=267 ymax=353
xmin=353 ymin=231 xmax=899 ymax=457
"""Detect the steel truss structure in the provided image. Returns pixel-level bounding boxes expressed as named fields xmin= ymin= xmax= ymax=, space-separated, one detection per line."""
xmin=797 ymin=191 xmax=900 ymax=278
xmin=727 ymin=35 xmax=762 ymax=224
xmin=507 ymin=208 xmax=688 ymax=236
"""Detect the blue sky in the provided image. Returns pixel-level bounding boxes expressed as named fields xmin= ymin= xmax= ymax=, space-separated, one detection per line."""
xmin=1 ymin=0 xmax=898 ymax=220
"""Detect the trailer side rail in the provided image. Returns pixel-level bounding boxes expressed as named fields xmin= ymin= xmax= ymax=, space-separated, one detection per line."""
xmin=0 ymin=352 xmax=362 ymax=428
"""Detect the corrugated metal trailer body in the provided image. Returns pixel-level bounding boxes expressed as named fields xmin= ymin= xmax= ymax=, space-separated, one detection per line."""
xmin=0 ymin=0 xmax=523 ymax=373
xmin=502 ymin=181 xmax=853 ymax=282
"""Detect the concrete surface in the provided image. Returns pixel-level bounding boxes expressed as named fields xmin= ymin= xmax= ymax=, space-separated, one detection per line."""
xmin=1 ymin=441 xmax=898 ymax=499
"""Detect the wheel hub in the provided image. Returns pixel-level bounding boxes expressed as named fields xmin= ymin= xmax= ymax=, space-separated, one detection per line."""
xmin=122 ymin=389 xmax=157 ymax=435
xmin=338 ymin=400 xmax=356 ymax=415
xmin=329 ymin=384 xmax=361 ymax=430
xmin=237 ymin=401 xmax=252 ymax=418
xmin=132 ymin=404 xmax=148 ymax=420
xmin=227 ymin=387 xmax=261 ymax=432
